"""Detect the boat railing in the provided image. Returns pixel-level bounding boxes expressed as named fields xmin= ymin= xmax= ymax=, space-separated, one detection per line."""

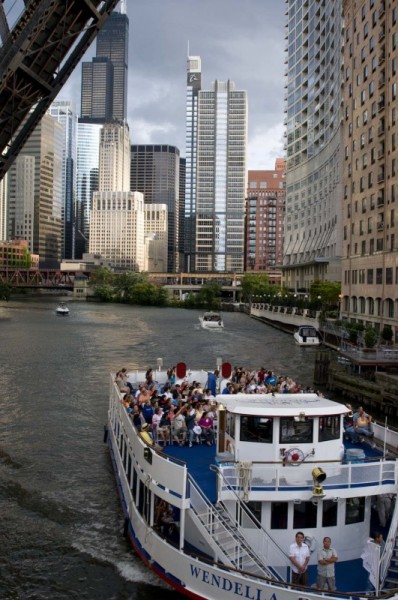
xmin=188 ymin=473 xmax=282 ymax=580
xmin=218 ymin=458 xmax=397 ymax=495
xmin=210 ymin=463 xmax=290 ymax=581
xmin=380 ymin=494 xmax=398 ymax=586
xmin=109 ymin=376 xmax=189 ymax=506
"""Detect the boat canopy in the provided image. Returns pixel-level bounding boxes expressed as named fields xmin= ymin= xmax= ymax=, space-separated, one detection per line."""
xmin=217 ymin=393 xmax=350 ymax=417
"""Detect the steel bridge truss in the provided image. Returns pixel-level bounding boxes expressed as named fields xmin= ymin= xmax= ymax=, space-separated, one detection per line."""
xmin=0 ymin=0 xmax=120 ymax=181
xmin=0 ymin=268 xmax=85 ymax=288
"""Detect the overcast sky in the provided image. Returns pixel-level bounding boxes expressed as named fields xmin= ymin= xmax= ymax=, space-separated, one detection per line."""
xmin=59 ymin=0 xmax=286 ymax=170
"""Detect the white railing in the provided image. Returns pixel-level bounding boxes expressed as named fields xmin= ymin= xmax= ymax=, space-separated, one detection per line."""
xmin=213 ymin=466 xmax=289 ymax=581
xmin=189 ymin=476 xmax=279 ymax=579
xmin=380 ymin=496 xmax=398 ymax=585
xmin=219 ymin=460 xmax=397 ymax=495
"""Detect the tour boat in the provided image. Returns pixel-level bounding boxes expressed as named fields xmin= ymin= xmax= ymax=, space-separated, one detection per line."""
xmin=105 ymin=360 xmax=398 ymax=600
xmin=293 ymin=325 xmax=320 ymax=346
xmin=199 ymin=311 xmax=224 ymax=330
xmin=55 ymin=302 xmax=69 ymax=315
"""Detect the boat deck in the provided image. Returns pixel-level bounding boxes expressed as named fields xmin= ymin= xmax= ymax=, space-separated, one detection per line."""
xmin=164 ymin=439 xmax=388 ymax=594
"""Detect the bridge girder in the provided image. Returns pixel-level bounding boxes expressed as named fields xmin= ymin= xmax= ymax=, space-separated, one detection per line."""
xmin=0 ymin=0 xmax=120 ymax=181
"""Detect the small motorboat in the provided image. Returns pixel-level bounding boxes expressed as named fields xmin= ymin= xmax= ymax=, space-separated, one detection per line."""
xmin=198 ymin=311 xmax=224 ymax=329
xmin=293 ymin=324 xmax=320 ymax=345
xmin=55 ymin=302 xmax=69 ymax=316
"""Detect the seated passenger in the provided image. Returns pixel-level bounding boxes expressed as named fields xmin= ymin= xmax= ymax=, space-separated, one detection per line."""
xmin=345 ymin=406 xmax=373 ymax=443
xmin=198 ymin=412 xmax=214 ymax=445
xmin=171 ymin=410 xmax=187 ymax=446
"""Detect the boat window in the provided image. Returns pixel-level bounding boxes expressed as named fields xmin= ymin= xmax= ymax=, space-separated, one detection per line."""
xmin=345 ymin=497 xmax=365 ymax=524
xmin=293 ymin=501 xmax=317 ymax=529
xmin=226 ymin=413 xmax=235 ymax=439
xmin=131 ymin=467 xmax=137 ymax=500
xmin=279 ymin=417 xmax=313 ymax=444
xmin=240 ymin=416 xmax=273 ymax=443
xmin=127 ymin=454 xmax=132 ymax=482
xmin=322 ymin=499 xmax=338 ymax=527
xmin=271 ymin=502 xmax=288 ymax=529
xmin=240 ymin=501 xmax=262 ymax=528
xmin=319 ymin=415 xmax=341 ymax=441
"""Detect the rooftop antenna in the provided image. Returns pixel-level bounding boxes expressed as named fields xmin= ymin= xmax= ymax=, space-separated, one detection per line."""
xmin=187 ymin=40 xmax=190 ymax=58
xmin=120 ymin=0 xmax=126 ymax=14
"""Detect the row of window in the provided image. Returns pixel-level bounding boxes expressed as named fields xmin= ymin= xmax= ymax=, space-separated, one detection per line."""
xmin=240 ymin=415 xmax=340 ymax=445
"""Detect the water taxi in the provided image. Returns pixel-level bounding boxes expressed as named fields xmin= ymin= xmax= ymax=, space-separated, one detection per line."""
xmin=293 ymin=325 xmax=320 ymax=346
xmin=55 ymin=302 xmax=69 ymax=315
xmin=105 ymin=361 xmax=398 ymax=600
xmin=199 ymin=312 xmax=224 ymax=330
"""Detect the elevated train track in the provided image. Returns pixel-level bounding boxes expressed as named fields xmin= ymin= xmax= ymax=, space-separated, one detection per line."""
xmin=0 ymin=0 xmax=120 ymax=181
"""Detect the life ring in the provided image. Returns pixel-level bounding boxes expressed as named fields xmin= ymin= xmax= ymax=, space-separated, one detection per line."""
xmin=226 ymin=439 xmax=235 ymax=455
xmin=284 ymin=447 xmax=304 ymax=464
xmin=304 ymin=535 xmax=317 ymax=553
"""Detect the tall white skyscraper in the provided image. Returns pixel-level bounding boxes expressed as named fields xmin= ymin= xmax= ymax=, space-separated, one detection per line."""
xmin=89 ymin=121 xmax=147 ymax=270
xmin=89 ymin=191 xmax=145 ymax=271
xmin=184 ymin=56 xmax=247 ymax=272
xmin=99 ymin=122 xmax=130 ymax=192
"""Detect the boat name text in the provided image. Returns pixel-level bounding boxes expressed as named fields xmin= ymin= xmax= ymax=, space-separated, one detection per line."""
xmin=190 ymin=565 xmax=277 ymax=600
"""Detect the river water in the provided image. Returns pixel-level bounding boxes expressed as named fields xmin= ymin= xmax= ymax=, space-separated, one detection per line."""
xmin=0 ymin=300 xmax=319 ymax=600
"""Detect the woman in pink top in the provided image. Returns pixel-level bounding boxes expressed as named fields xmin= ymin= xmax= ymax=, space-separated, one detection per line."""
xmin=198 ymin=412 xmax=214 ymax=445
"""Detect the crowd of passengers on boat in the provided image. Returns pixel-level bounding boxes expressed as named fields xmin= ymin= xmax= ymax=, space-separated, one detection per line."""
xmin=115 ymin=365 xmax=325 ymax=447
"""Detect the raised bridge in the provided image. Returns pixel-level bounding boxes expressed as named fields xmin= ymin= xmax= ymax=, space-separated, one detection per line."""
xmin=0 ymin=0 xmax=120 ymax=181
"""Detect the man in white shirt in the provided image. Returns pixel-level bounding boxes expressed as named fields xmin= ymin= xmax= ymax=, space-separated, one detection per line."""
xmin=289 ymin=531 xmax=310 ymax=585
xmin=317 ymin=536 xmax=338 ymax=591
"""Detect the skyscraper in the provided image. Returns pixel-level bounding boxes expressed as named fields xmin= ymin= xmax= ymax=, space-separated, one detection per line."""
xmin=76 ymin=120 xmax=102 ymax=257
xmin=131 ymin=144 xmax=180 ymax=272
xmin=283 ymin=0 xmax=343 ymax=291
xmin=184 ymin=56 xmax=201 ymax=272
xmin=246 ymin=160 xmax=286 ymax=272
xmin=184 ymin=56 xmax=248 ymax=272
xmin=99 ymin=122 xmax=130 ymax=192
xmin=341 ymin=0 xmax=398 ymax=333
xmin=81 ymin=8 xmax=129 ymax=124
xmin=8 ymin=113 xmax=63 ymax=267
xmin=49 ymin=101 xmax=78 ymax=259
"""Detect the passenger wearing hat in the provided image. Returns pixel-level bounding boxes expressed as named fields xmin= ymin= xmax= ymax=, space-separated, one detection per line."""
xmin=139 ymin=422 xmax=153 ymax=446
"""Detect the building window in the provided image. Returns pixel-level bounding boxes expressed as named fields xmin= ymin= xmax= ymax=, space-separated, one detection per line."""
xmin=367 ymin=269 xmax=373 ymax=284
xmin=386 ymin=268 xmax=393 ymax=285
xmin=376 ymin=268 xmax=383 ymax=284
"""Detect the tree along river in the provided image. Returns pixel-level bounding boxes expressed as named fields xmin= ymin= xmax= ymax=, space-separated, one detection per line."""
xmin=0 ymin=299 xmax=320 ymax=600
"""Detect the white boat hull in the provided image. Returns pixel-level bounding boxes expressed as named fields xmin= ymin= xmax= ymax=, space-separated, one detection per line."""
xmin=108 ymin=425 xmax=332 ymax=600
xmin=107 ymin=371 xmax=398 ymax=600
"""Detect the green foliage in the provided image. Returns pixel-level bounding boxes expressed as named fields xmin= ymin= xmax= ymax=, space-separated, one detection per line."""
xmin=364 ymin=326 xmax=378 ymax=349
xmin=381 ymin=325 xmax=393 ymax=342
xmin=348 ymin=328 xmax=358 ymax=344
xmin=94 ymin=284 xmax=115 ymax=302
xmin=241 ymin=273 xmax=271 ymax=302
xmin=197 ymin=282 xmax=222 ymax=309
xmin=0 ymin=282 xmax=11 ymax=301
xmin=89 ymin=267 xmax=115 ymax=287
xmin=309 ymin=280 xmax=341 ymax=307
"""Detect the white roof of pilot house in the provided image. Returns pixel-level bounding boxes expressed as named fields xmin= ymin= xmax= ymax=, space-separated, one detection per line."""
xmin=216 ymin=393 xmax=350 ymax=417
